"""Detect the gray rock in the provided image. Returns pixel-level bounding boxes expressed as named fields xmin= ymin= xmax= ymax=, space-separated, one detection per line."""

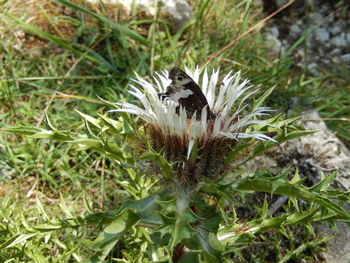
xmin=317 ymin=222 xmax=350 ymax=263
xmin=314 ymin=27 xmax=329 ymax=42
xmin=275 ymin=0 xmax=289 ymax=8
xmin=268 ymin=26 xmax=279 ymax=38
xmin=309 ymin=12 xmax=323 ymax=23
xmin=265 ymin=33 xmax=284 ymax=56
xmin=290 ymin=24 xmax=301 ymax=36
xmin=327 ymin=13 xmax=335 ymax=23
xmin=330 ymin=48 xmax=341 ymax=56
xmin=338 ymin=54 xmax=350 ymax=64
xmin=263 ymin=0 xmax=348 ymax=74
xmin=295 ymin=19 xmax=303 ymax=26
xmin=332 ymin=57 xmax=341 ymax=64
xmin=247 ymin=108 xmax=350 ymax=261
xmin=330 ymin=25 xmax=342 ymax=35
xmin=331 ymin=32 xmax=348 ymax=47
xmin=307 ymin=62 xmax=319 ymax=75
xmin=296 ymin=49 xmax=305 ymax=59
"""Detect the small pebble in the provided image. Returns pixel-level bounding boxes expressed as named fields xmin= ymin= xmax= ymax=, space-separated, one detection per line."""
xmin=331 ymin=33 xmax=348 ymax=47
xmin=314 ymin=28 xmax=329 ymax=42
xmin=339 ymin=54 xmax=350 ymax=64
xmin=330 ymin=25 xmax=341 ymax=35
xmin=290 ymin=24 xmax=301 ymax=36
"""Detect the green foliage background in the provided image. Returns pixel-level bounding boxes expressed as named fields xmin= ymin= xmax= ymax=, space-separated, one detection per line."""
xmin=0 ymin=0 xmax=349 ymax=262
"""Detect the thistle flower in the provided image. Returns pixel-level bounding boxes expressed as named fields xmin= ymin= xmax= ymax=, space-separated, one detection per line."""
xmin=112 ymin=66 xmax=275 ymax=185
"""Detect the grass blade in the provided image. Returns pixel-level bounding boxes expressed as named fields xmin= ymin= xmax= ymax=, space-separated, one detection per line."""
xmin=52 ymin=0 xmax=149 ymax=46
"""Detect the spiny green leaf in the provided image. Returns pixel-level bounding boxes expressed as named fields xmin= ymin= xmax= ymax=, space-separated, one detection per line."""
xmin=236 ymin=177 xmax=350 ymax=219
xmin=202 ymin=252 xmax=221 ymax=263
xmin=98 ymin=114 xmax=123 ymax=134
xmin=84 ymin=209 xmax=139 ymax=263
xmin=76 ymin=110 xmax=102 ymax=129
xmin=289 ymin=196 xmax=299 ymax=212
xmin=73 ymin=139 xmax=124 ymax=159
xmin=158 ymin=198 xmax=178 ymax=214
xmin=123 ymin=194 xmax=162 ymax=224
xmin=258 ymin=195 xmax=269 ymax=218
xmin=208 ymin=232 xmax=225 ymax=252
xmin=280 ymin=236 xmax=331 ymax=263
xmin=253 ymin=87 xmax=274 ymax=110
xmin=246 ymin=129 xmax=315 ymax=163
xmin=169 ymin=218 xmax=192 ymax=249
xmin=310 ymin=172 xmax=337 ymax=192
xmin=217 ymin=208 xmax=321 ymax=245
xmin=289 ymin=169 xmax=301 ymax=184
xmin=270 ymin=116 xmax=301 ymax=129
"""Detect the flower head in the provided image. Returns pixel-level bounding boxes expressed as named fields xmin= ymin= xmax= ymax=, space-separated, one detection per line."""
xmin=112 ymin=66 xmax=275 ymax=185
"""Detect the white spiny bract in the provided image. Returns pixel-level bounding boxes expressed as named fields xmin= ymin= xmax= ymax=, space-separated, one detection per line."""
xmin=112 ymin=66 xmax=274 ymax=147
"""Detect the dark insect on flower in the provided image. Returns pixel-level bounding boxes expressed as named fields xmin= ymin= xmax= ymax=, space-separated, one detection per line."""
xmin=159 ymin=68 xmax=216 ymax=120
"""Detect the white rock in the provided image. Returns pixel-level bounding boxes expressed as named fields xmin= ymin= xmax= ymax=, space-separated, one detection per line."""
xmin=314 ymin=28 xmax=329 ymax=42
xmin=116 ymin=0 xmax=193 ymax=28
xmin=162 ymin=0 xmax=194 ymax=28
